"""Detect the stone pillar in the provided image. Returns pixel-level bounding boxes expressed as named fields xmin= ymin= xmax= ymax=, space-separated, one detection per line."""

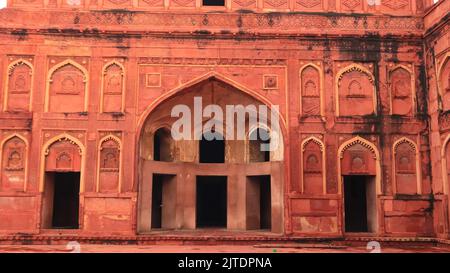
xmin=227 ymin=164 xmax=246 ymax=230
xmin=271 ymin=162 xmax=284 ymax=233
xmin=182 ymin=166 xmax=196 ymax=229
xmin=137 ymin=160 xmax=153 ymax=232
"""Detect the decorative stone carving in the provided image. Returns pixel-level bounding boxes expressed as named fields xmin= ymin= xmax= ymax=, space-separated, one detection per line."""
xmin=1 ymin=136 xmax=27 ymax=192
xmin=382 ymin=0 xmax=409 ymax=10
xmin=337 ymin=65 xmax=376 ymax=116
xmin=107 ymin=0 xmax=129 ymax=4
xmin=141 ymin=0 xmax=163 ymax=6
xmin=171 ymin=0 xmax=195 ymax=6
xmin=297 ymin=0 xmax=321 ymax=8
xmin=5 ymin=60 xmax=33 ymax=112
xmin=390 ymin=67 xmax=412 ymax=116
xmin=301 ymin=66 xmax=321 ymax=116
xmin=8 ymin=62 xmax=31 ymax=94
xmin=98 ymin=136 xmax=121 ymax=193
xmin=3 ymin=138 xmax=25 ymax=171
xmin=441 ymin=59 xmax=450 ymax=111
xmin=100 ymin=139 xmax=120 ymax=170
xmin=342 ymin=0 xmax=360 ymax=9
xmin=394 ymin=138 xmax=418 ymax=194
xmin=264 ymin=0 xmax=288 ymax=7
xmin=48 ymin=60 xmax=88 ymax=112
xmin=341 ymin=140 xmax=377 ymax=176
xmin=233 ymin=0 xmax=256 ymax=7
xmin=263 ymin=75 xmax=278 ymax=90
xmin=45 ymin=138 xmax=82 ymax=172
xmin=302 ymin=137 xmax=324 ymax=194
xmin=102 ymin=62 xmax=125 ymax=113
xmin=55 ymin=151 xmax=73 ymax=169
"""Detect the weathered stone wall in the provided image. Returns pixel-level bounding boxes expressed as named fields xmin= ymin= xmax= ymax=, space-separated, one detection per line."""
xmin=0 ymin=0 xmax=448 ymax=239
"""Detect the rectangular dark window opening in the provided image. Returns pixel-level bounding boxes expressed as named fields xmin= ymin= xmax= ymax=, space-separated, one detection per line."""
xmin=202 ymin=0 xmax=225 ymax=6
xmin=49 ymin=172 xmax=80 ymax=229
xmin=196 ymin=176 xmax=227 ymax=228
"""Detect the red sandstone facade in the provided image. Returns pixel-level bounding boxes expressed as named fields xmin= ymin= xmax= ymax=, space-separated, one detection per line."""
xmin=0 ymin=0 xmax=449 ymax=242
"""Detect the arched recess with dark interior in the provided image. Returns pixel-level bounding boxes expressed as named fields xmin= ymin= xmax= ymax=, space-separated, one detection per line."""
xmin=137 ymin=75 xmax=285 ymax=233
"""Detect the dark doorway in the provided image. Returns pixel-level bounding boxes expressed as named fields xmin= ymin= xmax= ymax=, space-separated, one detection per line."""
xmin=50 ymin=172 xmax=80 ymax=229
xmin=344 ymin=175 xmax=376 ymax=233
xmin=202 ymin=0 xmax=225 ymax=6
xmin=246 ymin=175 xmax=271 ymax=230
xmin=199 ymin=132 xmax=225 ymax=163
xmin=151 ymin=174 xmax=176 ymax=229
xmin=154 ymin=128 xmax=173 ymax=162
xmin=196 ymin=176 xmax=227 ymax=228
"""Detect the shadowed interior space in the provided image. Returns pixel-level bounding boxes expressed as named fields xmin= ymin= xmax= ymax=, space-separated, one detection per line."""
xmin=196 ymin=176 xmax=227 ymax=228
xmin=344 ymin=175 xmax=376 ymax=233
xmin=42 ymin=172 xmax=80 ymax=229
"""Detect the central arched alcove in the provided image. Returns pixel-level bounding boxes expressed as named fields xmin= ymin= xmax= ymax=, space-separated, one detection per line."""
xmin=137 ymin=75 xmax=285 ymax=234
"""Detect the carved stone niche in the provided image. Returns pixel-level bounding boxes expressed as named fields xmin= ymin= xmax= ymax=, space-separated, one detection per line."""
xmin=264 ymin=0 xmax=289 ymax=9
xmin=99 ymin=138 xmax=120 ymax=193
xmin=1 ymin=137 xmax=26 ymax=192
xmin=296 ymin=0 xmax=322 ymax=10
xmin=302 ymin=140 xmax=323 ymax=194
xmin=341 ymin=0 xmax=362 ymax=10
xmin=338 ymin=69 xmax=375 ymax=116
xmin=102 ymin=63 xmax=124 ymax=113
xmin=7 ymin=61 xmax=32 ymax=112
xmin=390 ymin=67 xmax=413 ymax=116
xmin=49 ymin=63 xmax=86 ymax=113
xmin=441 ymin=59 xmax=450 ymax=111
xmin=395 ymin=141 xmax=417 ymax=194
xmin=45 ymin=140 xmax=82 ymax=172
xmin=381 ymin=0 xmax=410 ymax=11
xmin=301 ymin=66 xmax=320 ymax=116
xmin=341 ymin=144 xmax=376 ymax=175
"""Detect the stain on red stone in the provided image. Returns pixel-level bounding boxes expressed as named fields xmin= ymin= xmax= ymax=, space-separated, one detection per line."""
xmin=0 ymin=0 xmax=449 ymax=246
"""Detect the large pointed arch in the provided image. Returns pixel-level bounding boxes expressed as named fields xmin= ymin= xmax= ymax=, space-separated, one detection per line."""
xmin=136 ymin=71 xmax=287 ymax=138
xmin=136 ymin=73 xmax=286 ymax=233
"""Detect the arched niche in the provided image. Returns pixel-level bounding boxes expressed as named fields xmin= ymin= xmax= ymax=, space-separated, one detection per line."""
xmin=3 ymin=59 xmax=33 ymax=112
xmin=0 ymin=134 xmax=28 ymax=192
xmin=101 ymin=61 xmax=125 ymax=113
xmin=392 ymin=137 xmax=421 ymax=195
xmin=438 ymin=54 xmax=450 ymax=111
xmin=389 ymin=66 xmax=414 ymax=116
xmin=335 ymin=64 xmax=377 ymax=116
xmin=45 ymin=60 xmax=89 ymax=113
xmin=301 ymin=136 xmax=325 ymax=194
xmin=299 ymin=64 xmax=323 ymax=116
xmin=97 ymin=135 xmax=122 ymax=193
